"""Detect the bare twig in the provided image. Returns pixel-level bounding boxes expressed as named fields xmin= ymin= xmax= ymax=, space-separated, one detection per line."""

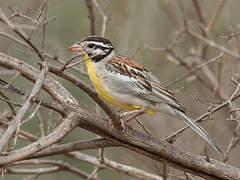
xmin=0 ymin=32 xmax=87 ymax=76
xmin=0 ymin=78 xmax=25 ymax=96
xmin=28 ymin=0 xmax=47 ymax=39
xmin=8 ymin=159 xmax=98 ymax=179
xmin=85 ymin=0 xmax=96 ymax=35
xmin=0 ymin=62 xmax=48 ymax=151
xmin=135 ymin=118 xmax=154 ymax=137
xmin=21 ymin=99 xmax=42 ymax=125
xmin=192 ymin=0 xmax=207 ymax=37
xmin=223 ymin=82 xmax=240 ymax=162
xmin=0 ymin=8 xmax=45 ymax=61
xmin=37 ymin=111 xmax=45 ymax=137
xmin=12 ymin=99 xmax=42 ymax=150
xmin=206 ymin=0 xmax=226 ymax=33
xmin=187 ymin=29 xmax=240 ymax=60
xmin=0 ymin=121 xmax=38 ymax=142
xmin=92 ymin=0 xmax=107 ymax=36
xmin=167 ymin=53 xmax=224 ymax=87
xmin=1 ymin=52 xmax=240 ymax=180
xmin=0 ymin=96 xmax=22 ymax=107
xmin=0 ymin=91 xmax=17 ymax=116
xmin=7 ymin=166 xmax=60 ymax=175
xmin=60 ymin=54 xmax=83 ymax=71
xmin=146 ymin=48 xmax=214 ymax=92
xmin=68 ymin=152 xmax=163 ymax=180
xmin=32 ymin=138 xmax=115 ymax=159
xmin=8 ymin=6 xmax=39 ymax=24
xmin=163 ymin=83 xmax=240 ymax=143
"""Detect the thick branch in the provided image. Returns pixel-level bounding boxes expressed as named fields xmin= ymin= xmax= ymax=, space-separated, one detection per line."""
xmin=32 ymin=138 xmax=115 ymax=158
xmin=0 ymin=52 xmax=79 ymax=164
xmin=0 ymin=113 xmax=78 ymax=165
xmin=74 ymin=109 xmax=239 ymax=180
xmin=0 ymin=53 xmax=239 ymax=180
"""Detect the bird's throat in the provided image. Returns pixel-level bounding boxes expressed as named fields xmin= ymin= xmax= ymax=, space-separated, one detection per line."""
xmin=84 ymin=55 xmax=113 ymax=105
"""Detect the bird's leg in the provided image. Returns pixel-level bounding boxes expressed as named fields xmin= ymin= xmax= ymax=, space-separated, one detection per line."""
xmin=120 ymin=118 xmax=126 ymax=132
xmin=120 ymin=109 xmax=143 ymax=118
xmin=107 ymin=114 xmax=127 ymax=132
xmin=107 ymin=108 xmax=145 ymax=132
xmin=107 ymin=108 xmax=124 ymax=124
xmin=124 ymin=108 xmax=146 ymax=123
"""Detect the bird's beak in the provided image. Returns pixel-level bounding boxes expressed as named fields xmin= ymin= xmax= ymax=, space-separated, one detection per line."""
xmin=68 ymin=43 xmax=85 ymax=55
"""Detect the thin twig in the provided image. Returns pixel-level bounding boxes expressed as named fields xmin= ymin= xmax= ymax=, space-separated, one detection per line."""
xmin=206 ymin=0 xmax=226 ymax=33
xmin=0 ymin=8 xmax=45 ymax=61
xmin=60 ymin=54 xmax=83 ymax=71
xmin=0 ymin=121 xmax=38 ymax=142
xmin=0 ymin=78 xmax=25 ymax=96
xmin=0 ymin=91 xmax=17 ymax=116
xmin=92 ymin=0 xmax=107 ymax=36
xmin=85 ymin=0 xmax=96 ymax=35
xmin=163 ymin=82 xmax=240 ymax=143
xmin=0 ymin=96 xmax=22 ymax=107
xmin=187 ymin=28 xmax=240 ymax=60
xmin=0 ymin=62 xmax=48 ymax=151
xmin=167 ymin=53 xmax=224 ymax=87
xmin=32 ymin=138 xmax=115 ymax=158
xmin=135 ymin=118 xmax=154 ymax=137
xmin=68 ymin=152 xmax=163 ymax=180
xmin=21 ymin=99 xmax=42 ymax=125
xmin=8 ymin=159 xmax=98 ymax=179
xmin=0 ymin=31 xmax=87 ymax=76
xmin=223 ymin=82 xmax=240 ymax=162
xmin=37 ymin=111 xmax=45 ymax=137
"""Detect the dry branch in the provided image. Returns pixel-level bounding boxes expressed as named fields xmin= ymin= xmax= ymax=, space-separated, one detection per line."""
xmin=0 ymin=53 xmax=239 ymax=180
xmin=0 ymin=62 xmax=48 ymax=151
xmin=32 ymin=138 xmax=115 ymax=158
xmin=68 ymin=152 xmax=163 ymax=180
xmin=8 ymin=159 xmax=98 ymax=180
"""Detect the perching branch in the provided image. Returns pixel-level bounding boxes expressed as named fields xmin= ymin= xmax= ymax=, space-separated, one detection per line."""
xmin=0 ymin=52 xmax=240 ymax=180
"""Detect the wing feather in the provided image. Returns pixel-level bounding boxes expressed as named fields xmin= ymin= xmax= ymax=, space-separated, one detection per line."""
xmin=106 ymin=56 xmax=184 ymax=111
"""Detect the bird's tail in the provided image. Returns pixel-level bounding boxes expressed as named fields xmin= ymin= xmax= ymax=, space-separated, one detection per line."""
xmin=173 ymin=109 xmax=222 ymax=154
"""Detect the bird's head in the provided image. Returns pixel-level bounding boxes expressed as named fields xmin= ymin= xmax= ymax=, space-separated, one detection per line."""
xmin=69 ymin=36 xmax=115 ymax=62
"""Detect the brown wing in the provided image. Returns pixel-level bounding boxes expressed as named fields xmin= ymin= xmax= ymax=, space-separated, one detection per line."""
xmin=106 ymin=55 xmax=185 ymax=111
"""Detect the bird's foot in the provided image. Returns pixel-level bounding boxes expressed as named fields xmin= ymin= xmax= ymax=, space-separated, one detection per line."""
xmin=107 ymin=108 xmax=146 ymax=132
xmin=107 ymin=115 xmax=126 ymax=132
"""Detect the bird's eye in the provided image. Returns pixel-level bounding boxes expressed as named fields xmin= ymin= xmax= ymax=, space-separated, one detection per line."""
xmin=76 ymin=42 xmax=80 ymax=45
xmin=87 ymin=43 xmax=95 ymax=48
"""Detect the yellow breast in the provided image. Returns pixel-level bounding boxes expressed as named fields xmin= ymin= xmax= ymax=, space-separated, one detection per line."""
xmin=84 ymin=55 xmax=155 ymax=114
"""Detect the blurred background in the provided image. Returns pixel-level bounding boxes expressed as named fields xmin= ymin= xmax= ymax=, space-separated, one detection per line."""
xmin=1 ymin=0 xmax=240 ymax=179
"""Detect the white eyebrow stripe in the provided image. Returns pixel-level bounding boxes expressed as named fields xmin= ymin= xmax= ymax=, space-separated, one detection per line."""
xmin=88 ymin=41 xmax=112 ymax=48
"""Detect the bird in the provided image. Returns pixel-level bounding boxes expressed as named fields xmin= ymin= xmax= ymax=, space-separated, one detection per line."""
xmin=68 ymin=36 xmax=222 ymax=153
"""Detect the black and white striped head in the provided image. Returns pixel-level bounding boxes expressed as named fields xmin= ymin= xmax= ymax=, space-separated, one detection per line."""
xmin=69 ymin=36 xmax=115 ymax=62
